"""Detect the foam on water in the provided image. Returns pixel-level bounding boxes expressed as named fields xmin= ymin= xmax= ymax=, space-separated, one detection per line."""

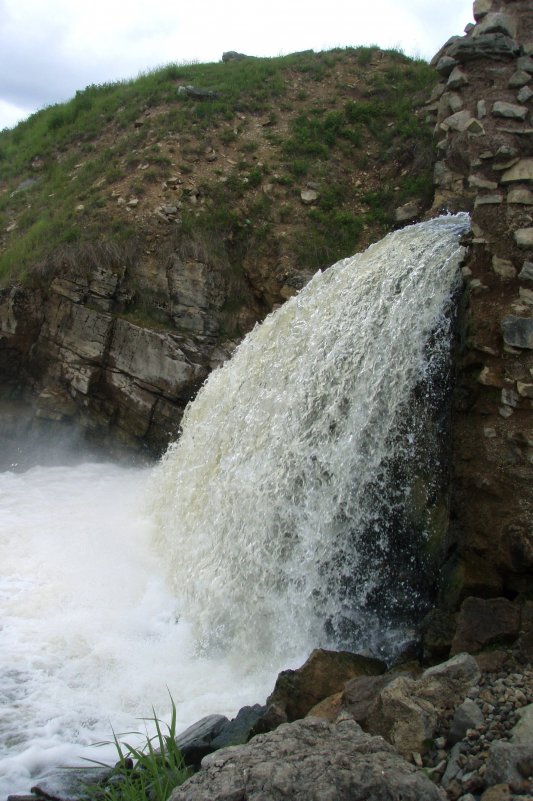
xmin=0 ymin=463 xmax=279 ymax=797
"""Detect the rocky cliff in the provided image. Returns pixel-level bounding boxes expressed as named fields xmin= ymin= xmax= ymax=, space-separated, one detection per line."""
xmin=0 ymin=48 xmax=434 ymax=463
xmin=421 ymin=0 xmax=533 ymax=627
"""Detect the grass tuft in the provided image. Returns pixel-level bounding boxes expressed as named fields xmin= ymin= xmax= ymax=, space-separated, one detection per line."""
xmin=83 ymin=695 xmax=191 ymax=801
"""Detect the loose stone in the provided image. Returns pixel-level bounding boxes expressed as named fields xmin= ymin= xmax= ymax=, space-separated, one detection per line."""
xmin=491 ymin=101 xmax=527 ymax=120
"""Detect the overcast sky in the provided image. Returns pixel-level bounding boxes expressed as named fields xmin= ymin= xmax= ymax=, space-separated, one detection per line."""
xmin=0 ymin=0 xmax=473 ymax=131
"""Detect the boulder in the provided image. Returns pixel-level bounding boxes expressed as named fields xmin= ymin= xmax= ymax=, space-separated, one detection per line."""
xmin=451 ymin=597 xmax=521 ymax=654
xmin=168 ymin=717 xmax=442 ymax=801
xmin=447 ymin=66 xmax=469 ymax=89
xmin=511 ymin=704 xmax=533 ymax=745
xmin=175 ymin=714 xmax=229 ymax=766
xmin=417 ymin=652 xmax=481 ymax=709
xmin=447 ymin=34 xmax=520 ymax=62
xmin=472 ymin=13 xmax=518 ymax=40
xmin=264 ymin=649 xmax=385 ymax=723
xmin=341 ymin=673 xmax=402 ymax=728
xmin=210 ymin=705 xmax=266 ymax=750
xmin=366 ymin=675 xmax=438 ymax=756
xmin=222 ymin=51 xmax=249 ymax=62
xmin=448 ymin=698 xmax=485 ymax=743
xmin=485 ymin=741 xmax=533 ymax=792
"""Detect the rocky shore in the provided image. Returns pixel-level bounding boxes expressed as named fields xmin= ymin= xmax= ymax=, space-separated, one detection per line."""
xmin=7 ymin=596 xmax=531 ymax=801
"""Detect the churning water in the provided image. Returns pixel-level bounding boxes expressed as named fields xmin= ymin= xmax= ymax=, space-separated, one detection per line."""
xmin=0 ymin=214 xmax=469 ymax=797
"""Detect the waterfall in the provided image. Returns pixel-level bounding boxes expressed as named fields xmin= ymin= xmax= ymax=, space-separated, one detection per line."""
xmin=151 ymin=213 xmax=469 ymax=665
xmin=0 ymin=214 xmax=469 ymax=796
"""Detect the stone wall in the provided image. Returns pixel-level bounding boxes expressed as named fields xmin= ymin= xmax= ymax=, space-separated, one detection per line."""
xmin=423 ymin=0 xmax=533 ymax=601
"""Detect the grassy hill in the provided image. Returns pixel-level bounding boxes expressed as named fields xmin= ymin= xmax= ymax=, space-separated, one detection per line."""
xmin=0 ymin=46 xmax=435 ymax=316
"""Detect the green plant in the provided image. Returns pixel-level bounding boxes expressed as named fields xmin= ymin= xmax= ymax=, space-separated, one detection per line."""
xmin=84 ymin=696 xmax=191 ymax=801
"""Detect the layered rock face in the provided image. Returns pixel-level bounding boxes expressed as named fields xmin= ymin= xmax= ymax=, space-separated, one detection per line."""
xmin=0 ymin=243 xmax=258 ymax=458
xmin=424 ymin=0 xmax=533 ymax=603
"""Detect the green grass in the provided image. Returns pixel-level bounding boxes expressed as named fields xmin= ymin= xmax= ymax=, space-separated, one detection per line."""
xmin=0 ymin=45 xmax=435 ymax=291
xmin=83 ymin=696 xmax=191 ymax=801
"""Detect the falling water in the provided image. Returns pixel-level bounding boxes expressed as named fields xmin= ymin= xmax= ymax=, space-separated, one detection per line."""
xmin=151 ymin=213 xmax=469 ymax=665
xmin=0 ymin=214 xmax=468 ymax=797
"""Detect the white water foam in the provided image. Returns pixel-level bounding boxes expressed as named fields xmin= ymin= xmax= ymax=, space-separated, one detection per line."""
xmin=0 ymin=462 xmax=280 ymax=798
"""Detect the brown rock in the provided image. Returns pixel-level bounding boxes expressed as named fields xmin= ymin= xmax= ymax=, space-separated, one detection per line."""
xmin=306 ymin=691 xmax=343 ymax=721
xmin=341 ymin=673 xmax=400 ymax=728
xmin=481 ymin=784 xmax=512 ymax=801
xmin=451 ymin=597 xmax=521 ymax=654
xmin=266 ymin=649 xmax=386 ymax=722
xmin=475 ymin=650 xmax=509 ymax=672
xmin=366 ymin=675 xmax=438 ymax=756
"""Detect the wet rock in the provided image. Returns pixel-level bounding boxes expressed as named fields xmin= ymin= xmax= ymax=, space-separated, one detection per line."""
xmin=169 ymin=717 xmax=442 ymax=801
xmin=264 ymin=649 xmax=385 ymax=723
xmin=451 ymin=598 xmax=521 ymax=655
xmin=492 ymin=256 xmax=516 ymax=279
xmin=30 ymin=768 xmax=112 ymax=801
xmin=175 ymin=714 xmax=229 ymax=766
xmin=210 ymin=705 xmax=266 ymax=750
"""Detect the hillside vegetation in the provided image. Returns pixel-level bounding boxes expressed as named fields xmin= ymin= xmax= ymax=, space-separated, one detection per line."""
xmin=0 ymin=46 xmax=435 ymax=319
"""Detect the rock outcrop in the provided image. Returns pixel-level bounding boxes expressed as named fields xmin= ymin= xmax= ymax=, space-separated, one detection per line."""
xmin=168 ymin=716 xmax=443 ymax=801
xmin=423 ymin=0 xmax=533 ymax=606
xmin=0 ymin=243 xmax=256 ymax=457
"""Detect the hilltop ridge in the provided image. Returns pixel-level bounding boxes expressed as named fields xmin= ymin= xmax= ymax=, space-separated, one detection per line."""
xmin=0 ymin=46 xmax=435 ymax=456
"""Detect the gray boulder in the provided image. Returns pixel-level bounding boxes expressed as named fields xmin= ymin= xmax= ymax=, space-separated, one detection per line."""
xmin=169 ymin=716 xmax=442 ymax=801
xmin=448 ymin=698 xmax=485 ymax=744
xmin=447 ymin=34 xmax=520 ymax=62
xmin=222 ymin=51 xmax=249 ymax=62
xmin=175 ymin=714 xmax=229 ymax=766
xmin=485 ymin=741 xmax=533 ymax=791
